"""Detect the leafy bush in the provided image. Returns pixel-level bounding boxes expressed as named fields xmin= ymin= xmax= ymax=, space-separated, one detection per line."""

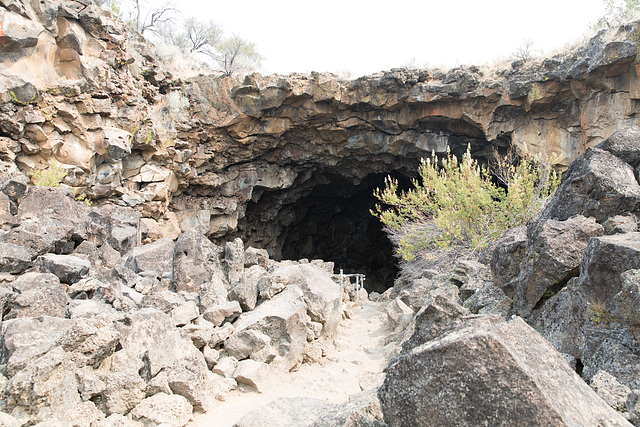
xmin=31 ymin=163 xmax=67 ymax=187
xmin=371 ymin=146 xmax=560 ymax=261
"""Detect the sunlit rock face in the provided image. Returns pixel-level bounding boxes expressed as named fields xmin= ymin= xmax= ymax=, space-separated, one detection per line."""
xmin=2 ymin=1 xmax=640 ymax=288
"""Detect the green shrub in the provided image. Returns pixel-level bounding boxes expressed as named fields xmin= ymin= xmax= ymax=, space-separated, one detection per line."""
xmin=75 ymin=193 xmax=93 ymax=207
xmin=371 ymin=146 xmax=560 ymax=261
xmin=589 ymin=301 xmax=615 ymax=325
xmin=31 ymin=163 xmax=67 ymax=187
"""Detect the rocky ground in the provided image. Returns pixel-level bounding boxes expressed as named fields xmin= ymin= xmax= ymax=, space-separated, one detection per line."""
xmin=0 ymin=170 xmax=408 ymax=426
xmin=191 ymin=299 xmax=392 ymax=426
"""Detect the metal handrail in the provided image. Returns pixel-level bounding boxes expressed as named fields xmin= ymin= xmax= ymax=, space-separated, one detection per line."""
xmin=339 ymin=269 xmax=366 ymax=305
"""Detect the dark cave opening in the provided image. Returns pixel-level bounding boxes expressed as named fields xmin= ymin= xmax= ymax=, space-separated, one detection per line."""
xmin=239 ymin=170 xmax=413 ymax=293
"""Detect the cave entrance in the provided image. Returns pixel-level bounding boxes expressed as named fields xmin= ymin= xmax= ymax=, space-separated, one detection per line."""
xmin=239 ymin=170 xmax=413 ymax=293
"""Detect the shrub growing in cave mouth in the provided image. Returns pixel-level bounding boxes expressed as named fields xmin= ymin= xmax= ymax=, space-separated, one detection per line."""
xmin=372 ymin=146 xmax=560 ymax=261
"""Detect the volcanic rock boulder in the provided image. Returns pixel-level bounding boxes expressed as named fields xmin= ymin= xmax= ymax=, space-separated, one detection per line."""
xmin=173 ymin=230 xmax=229 ymax=310
xmin=500 ymin=215 xmax=603 ymax=316
xmin=0 ymin=242 xmax=32 ymax=274
xmin=226 ymin=285 xmax=309 ymax=371
xmin=34 ymin=254 xmax=91 ymax=284
xmin=269 ymin=263 xmax=341 ymax=338
xmin=0 ymin=316 xmax=72 ymax=377
xmin=530 ymin=233 xmax=640 ymax=390
xmin=379 ymin=316 xmax=631 ymax=426
xmin=115 ymin=309 xmax=212 ymax=410
xmin=129 ymin=393 xmax=193 ymax=427
xmin=5 ymin=272 xmax=69 ymax=319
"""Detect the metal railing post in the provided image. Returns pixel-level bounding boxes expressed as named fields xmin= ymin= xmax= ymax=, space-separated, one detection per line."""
xmin=339 ymin=269 xmax=344 ymax=302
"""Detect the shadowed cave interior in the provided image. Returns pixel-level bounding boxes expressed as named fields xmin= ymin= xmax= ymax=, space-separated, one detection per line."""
xmin=239 ymin=170 xmax=413 ymax=293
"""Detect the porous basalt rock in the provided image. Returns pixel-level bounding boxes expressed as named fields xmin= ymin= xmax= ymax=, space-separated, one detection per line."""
xmin=379 ymin=316 xmax=631 ymax=427
xmin=2 ymin=0 xmax=640 ymax=278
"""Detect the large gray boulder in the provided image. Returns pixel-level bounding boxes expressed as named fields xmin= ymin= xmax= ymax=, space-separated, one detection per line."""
xmin=596 ymin=126 xmax=640 ymax=168
xmin=270 ymin=264 xmax=341 ymax=338
xmin=58 ymin=316 xmax=120 ymax=369
xmin=497 ymin=215 xmax=603 ymax=316
xmin=530 ymin=233 xmax=640 ymax=384
xmin=537 ymin=147 xmax=640 ymax=223
xmin=6 ymin=272 xmax=69 ymax=319
xmin=129 ymin=393 xmax=192 ymax=427
xmin=125 ymin=237 xmax=174 ymax=279
xmin=379 ymin=316 xmax=631 ymax=426
xmin=173 ymin=230 xmax=229 ymax=310
xmin=0 ymin=242 xmax=32 ymax=274
xmin=0 ymin=316 xmax=72 ymax=377
xmin=88 ymin=204 xmax=141 ymax=255
xmin=228 ymin=285 xmax=309 ymax=371
xmin=116 ymin=309 xmax=212 ymax=410
xmin=34 ymin=254 xmax=91 ymax=284
xmin=400 ymin=293 xmax=469 ymax=353
xmin=4 ymin=347 xmax=105 ymax=426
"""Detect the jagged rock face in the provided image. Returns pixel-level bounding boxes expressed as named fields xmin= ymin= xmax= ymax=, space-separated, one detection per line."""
xmin=3 ymin=0 xmax=640 ymax=289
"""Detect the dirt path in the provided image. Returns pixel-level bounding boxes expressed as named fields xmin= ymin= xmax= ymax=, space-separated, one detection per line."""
xmin=190 ymin=299 xmax=393 ymax=426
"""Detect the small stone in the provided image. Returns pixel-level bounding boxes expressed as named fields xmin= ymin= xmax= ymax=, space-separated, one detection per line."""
xmin=202 ymin=301 xmax=241 ymax=327
xmin=171 ymin=300 xmax=199 ymax=327
xmin=203 ymin=346 xmax=220 ymax=370
xmin=213 ymin=356 xmax=238 ymax=378
xmin=210 ymin=323 xmax=234 ymax=347
xmin=130 ymin=393 xmax=193 ymax=427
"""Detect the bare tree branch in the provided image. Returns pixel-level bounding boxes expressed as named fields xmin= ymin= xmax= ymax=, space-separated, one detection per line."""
xmin=130 ymin=0 xmax=177 ymax=35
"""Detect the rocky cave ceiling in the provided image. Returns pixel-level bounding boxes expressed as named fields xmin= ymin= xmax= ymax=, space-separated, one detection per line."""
xmin=212 ymin=117 xmax=504 ymax=292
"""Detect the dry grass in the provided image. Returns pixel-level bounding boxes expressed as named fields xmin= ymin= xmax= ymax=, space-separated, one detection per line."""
xmin=589 ymin=301 xmax=616 ymax=325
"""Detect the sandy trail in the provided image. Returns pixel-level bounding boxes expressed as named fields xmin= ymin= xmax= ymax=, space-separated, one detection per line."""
xmin=190 ymin=299 xmax=392 ymax=427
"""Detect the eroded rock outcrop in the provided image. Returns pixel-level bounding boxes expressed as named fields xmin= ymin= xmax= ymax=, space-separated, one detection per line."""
xmin=380 ymin=315 xmax=630 ymax=426
xmin=2 ymin=0 xmax=640 ymax=288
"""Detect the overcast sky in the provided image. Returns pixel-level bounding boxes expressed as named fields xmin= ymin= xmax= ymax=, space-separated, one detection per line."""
xmin=160 ymin=0 xmax=607 ymax=77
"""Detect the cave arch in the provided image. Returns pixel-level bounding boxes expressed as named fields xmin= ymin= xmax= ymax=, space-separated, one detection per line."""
xmin=225 ymin=115 xmax=508 ymax=293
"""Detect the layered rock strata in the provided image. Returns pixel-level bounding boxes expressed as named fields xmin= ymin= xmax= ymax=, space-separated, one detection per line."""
xmin=2 ymin=0 xmax=640 ymax=288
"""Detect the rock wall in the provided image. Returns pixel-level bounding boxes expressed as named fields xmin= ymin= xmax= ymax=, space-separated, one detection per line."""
xmin=2 ymin=0 xmax=640 ymax=282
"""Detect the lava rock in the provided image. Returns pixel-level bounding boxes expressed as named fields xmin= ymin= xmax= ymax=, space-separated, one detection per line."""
xmin=270 ymin=264 xmax=341 ymax=338
xmin=229 ymin=285 xmax=308 ymax=371
xmin=0 ymin=242 xmax=32 ymax=274
xmin=538 ymin=147 xmax=640 ymax=223
xmin=130 ymin=392 xmax=193 ymax=427
xmin=499 ymin=215 xmax=603 ymax=316
xmin=34 ymin=254 xmax=91 ymax=284
xmin=6 ymin=272 xmax=69 ymax=319
xmin=379 ymin=316 xmax=631 ymax=426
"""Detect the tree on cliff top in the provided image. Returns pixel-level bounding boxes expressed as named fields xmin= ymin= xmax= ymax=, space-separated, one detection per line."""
xmin=594 ymin=0 xmax=640 ymax=29
xmin=208 ymin=35 xmax=262 ymax=76
xmin=156 ymin=18 xmax=262 ymax=76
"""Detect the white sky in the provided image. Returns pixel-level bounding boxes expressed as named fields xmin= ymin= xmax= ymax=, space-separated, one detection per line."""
xmin=163 ymin=0 xmax=607 ymax=77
